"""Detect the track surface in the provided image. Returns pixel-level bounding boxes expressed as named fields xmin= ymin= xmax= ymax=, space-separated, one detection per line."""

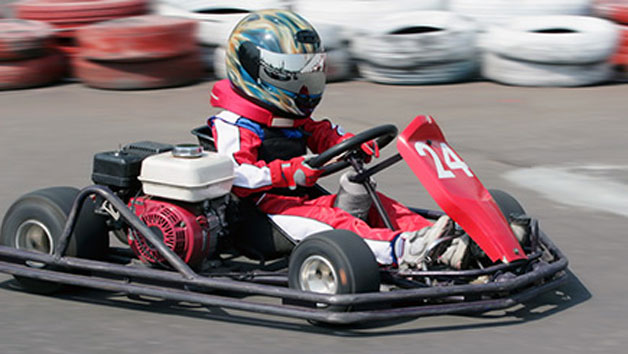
xmin=1 ymin=79 xmax=627 ymax=353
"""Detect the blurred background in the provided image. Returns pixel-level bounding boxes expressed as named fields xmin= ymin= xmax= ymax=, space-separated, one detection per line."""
xmin=1 ymin=1 xmax=628 ymax=354
xmin=1 ymin=0 xmax=627 ymax=89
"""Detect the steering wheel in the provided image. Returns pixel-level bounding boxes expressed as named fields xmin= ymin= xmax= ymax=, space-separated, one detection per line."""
xmin=307 ymin=124 xmax=398 ymax=176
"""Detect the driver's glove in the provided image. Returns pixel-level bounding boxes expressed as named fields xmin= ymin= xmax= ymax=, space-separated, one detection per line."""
xmin=271 ymin=156 xmax=323 ymax=190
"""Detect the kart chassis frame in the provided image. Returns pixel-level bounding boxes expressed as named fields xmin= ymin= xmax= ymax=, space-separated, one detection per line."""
xmin=0 ymin=185 xmax=569 ymax=325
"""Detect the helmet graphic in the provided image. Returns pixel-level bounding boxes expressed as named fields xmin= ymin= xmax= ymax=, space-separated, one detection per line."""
xmin=225 ymin=9 xmax=326 ymax=117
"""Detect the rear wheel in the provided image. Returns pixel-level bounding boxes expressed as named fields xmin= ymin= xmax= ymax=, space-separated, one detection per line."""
xmin=288 ymin=230 xmax=380 ymax=314
xmin=0 ymin=187 xmax=109 ymax=293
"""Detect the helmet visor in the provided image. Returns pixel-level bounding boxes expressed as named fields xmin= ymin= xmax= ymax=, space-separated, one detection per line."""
xmin=258 ymin=48 xmax=326 ymax=96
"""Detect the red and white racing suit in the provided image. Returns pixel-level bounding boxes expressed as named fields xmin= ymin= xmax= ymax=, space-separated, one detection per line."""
xmin=209 ymin=80 xmax=431 ymax=264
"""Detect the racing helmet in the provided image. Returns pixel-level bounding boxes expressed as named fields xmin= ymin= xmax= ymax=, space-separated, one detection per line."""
xmin=225 ymin=9 xmax=326 ymax=118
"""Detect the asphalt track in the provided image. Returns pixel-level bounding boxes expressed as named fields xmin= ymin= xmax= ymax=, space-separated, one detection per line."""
xmin=1 ymin=78 xmax=627 ymax=353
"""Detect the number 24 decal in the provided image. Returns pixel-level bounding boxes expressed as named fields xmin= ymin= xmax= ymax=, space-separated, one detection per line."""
xmin=414 ymin=142 xmax=474 ymax=179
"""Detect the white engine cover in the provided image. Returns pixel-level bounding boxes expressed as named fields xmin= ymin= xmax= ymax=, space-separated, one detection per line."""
xmin=138 ymin=150 xmax=234 ymax=202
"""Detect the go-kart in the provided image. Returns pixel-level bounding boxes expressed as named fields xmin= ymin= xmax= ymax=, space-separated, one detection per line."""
xmin=0 ymin=115 xmax=568 ymax=325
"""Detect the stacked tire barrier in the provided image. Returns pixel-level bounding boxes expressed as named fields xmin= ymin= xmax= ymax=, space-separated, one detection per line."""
xmin=4 ymin=0 xmax=628 ymax=89
xmin=593 ymin=0 xmax=628 ymax=72
xmin=14 ymin=0 xmax=150 ymax=69
xmin=313 ymin=22 xmax=352 ymax=82
xmin=292 ymin=0 xmax=447 ymax=82
xmin=593 ymin=0 xmax=628 ymax=23
xmin=292 ymin=0 xmax=446 ymax=37
xmin=154 ymin=0 xmax=288 ymax=75
xmin=446 ymin=0 xmax=592 ymax=29
xmin=1 ymin=19 xmax=64 ymax=90
xmin=74 ymin=15 xmax=203 ymax=89
xmin=481 ymin=15 xmax=620 ymax=87
xmin=351 ymin=11 xmax=479 ymax=85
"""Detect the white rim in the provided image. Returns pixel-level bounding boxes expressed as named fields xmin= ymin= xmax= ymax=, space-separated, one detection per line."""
xmin=15 ymin=219 xmax=54 ymax=255
xmin=299 ymin=255 xmax=339 ymax=294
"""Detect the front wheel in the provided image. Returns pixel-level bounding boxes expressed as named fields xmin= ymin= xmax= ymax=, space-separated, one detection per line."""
xmin=288 ymin=230 xmax=380 ymax=299
xmin=0 ymin=187 xmax=109 ymax=293
xmin=489 ymin=189 xmax=529 ymax=245
xmin=489 ymin=189 xmax=526 ymax=219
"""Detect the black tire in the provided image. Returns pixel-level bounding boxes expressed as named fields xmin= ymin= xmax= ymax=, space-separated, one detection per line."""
xmin=288 ymin=230 xmax=380 ymax=299
xmin=0 ymin=187 xmax=109 ymax=293
xmin=489 ymin=189 xmax=531 ymax=246
xmin=488 ymin=189 xmax=526 ymax=219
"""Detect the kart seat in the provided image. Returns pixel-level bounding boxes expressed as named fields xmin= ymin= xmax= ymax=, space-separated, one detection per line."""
xmin=231 ymin=198 xmax=296 ymax=261
xmin=191 ymin=125 xmax=217 ymax=152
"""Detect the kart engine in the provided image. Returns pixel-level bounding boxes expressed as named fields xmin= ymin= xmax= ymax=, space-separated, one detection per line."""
xmin=92 ymin=142 xmax=235 ymax=267
xmin=128 ymin=197 xmax=222 ymax=267
xmin=129 ymin=144 xmax=234 ymax=267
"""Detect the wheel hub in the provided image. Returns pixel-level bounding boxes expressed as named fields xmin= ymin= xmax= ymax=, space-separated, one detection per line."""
xmin=299 ymin=255 xmax=338 ymax=294
xmin=15 ymin=219 xmax=53 ymax=254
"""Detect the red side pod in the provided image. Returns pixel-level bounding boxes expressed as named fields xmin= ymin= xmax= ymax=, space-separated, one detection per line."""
xmin=397 ymin=115 xmax=526 ymax=263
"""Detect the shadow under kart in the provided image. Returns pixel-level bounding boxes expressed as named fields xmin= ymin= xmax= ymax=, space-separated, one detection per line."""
xmin=0 ymin=115 xmax=568 ymax=326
